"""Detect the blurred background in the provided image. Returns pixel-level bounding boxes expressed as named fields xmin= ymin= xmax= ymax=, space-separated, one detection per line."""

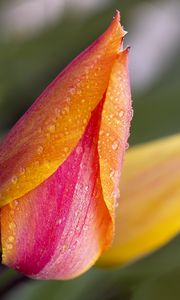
xmin=0 ymin=0 xmax=180 ymax=299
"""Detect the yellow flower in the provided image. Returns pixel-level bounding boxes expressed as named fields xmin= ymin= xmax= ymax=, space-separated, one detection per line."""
xmin=100 ymin=134 xmax=180 ymax=266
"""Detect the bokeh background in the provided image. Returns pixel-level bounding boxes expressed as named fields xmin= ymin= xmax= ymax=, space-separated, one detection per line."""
xmin=0 ymin=0 xmax=180 ymax=299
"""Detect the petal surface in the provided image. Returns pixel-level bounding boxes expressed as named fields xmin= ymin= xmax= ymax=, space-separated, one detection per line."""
xmin=0 ymin=12 xmax=125 ymax=207
xmin=1 ymin=101 xmax=112 ymax=279
xmin=99 ymin=134 xmax=180 ymax=266
xmin=98 ymin=48 xmax=132 ymax=219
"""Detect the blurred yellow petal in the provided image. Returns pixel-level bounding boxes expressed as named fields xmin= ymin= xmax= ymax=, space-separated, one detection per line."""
xmin=99 ymin=134 xmax=180 ymax=266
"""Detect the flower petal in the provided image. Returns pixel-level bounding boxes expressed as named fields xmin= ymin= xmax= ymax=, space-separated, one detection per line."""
xmin=0 ymin=12 xmax=125 ymax=207
xmin=99 ymin=134 xmax=180 ymax=266
xmin=98 ymin=48 xmax=132 ymax=218
xmin=1 ymin=101 xmax=112 ymax=279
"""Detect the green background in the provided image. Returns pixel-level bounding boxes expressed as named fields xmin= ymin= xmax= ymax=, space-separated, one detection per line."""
xmin=0 ymin=0 xmax=180 ymax=299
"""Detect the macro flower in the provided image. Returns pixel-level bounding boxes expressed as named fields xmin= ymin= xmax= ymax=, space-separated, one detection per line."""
xmin=100 ymin=134 xmax=180 ymax=266
xmin=0 ymin=12 xmax=132 ymax=279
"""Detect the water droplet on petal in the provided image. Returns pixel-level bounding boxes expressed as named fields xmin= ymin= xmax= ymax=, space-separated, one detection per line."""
xmin=113 ymin=187 xmax=120 ymax=199
xmin=119 ymin=110 xmax=124 ymax=118
xmin=11 ymin=176 xmax=18 ymax=184
xmin=14 ymin=200 xmax=19 ymax=206
xmin=112 ymin=141 xmax=119 ymax=150
xmin=48 ymin=124 xmax=56 ymax=133
xmin=7 ymin=243 xmax=13 ymax=250
xmin=62 ymin=244 xmax=68 ymax=253
xmin=64 ymin=147 xmax=69 ymax=152
xmin=37 ymin=145 xmax=43 ymax=154
xmin=9 ymin=222 xmax=16 ymax=230
xmin=76 ymin=146 xmax=82 ymax=155
xmin=125 ymin=142 xmax=129 ymax=150
xmin=83 ymin=118 xmax=87 ymax=125
xmin=114 ymin=201 xmax=119 ymax=208
xmin=19 ymin=167 xmax=25 ymax=175
xmin=99 ymin=130 xmax=104 ymax=136
xmin=83 ymin=225 xmax=88 ymax=231
xmin=8 ymin=236 xmax=14 ymax=242
xmin=110 ymin=170 xmax=115 ymax=178
xmin=85 ymin=186 xmax=89 ymax=192
xmin=76 ymin=226 xmax=81 ymax=232
xmin=57 ymin=219 xmax=62 ymax=225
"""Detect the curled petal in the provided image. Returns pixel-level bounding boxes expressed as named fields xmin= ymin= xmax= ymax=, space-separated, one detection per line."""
xmin=0 ymin=12 xmax=125 ymax=207
xmin=99 ymin=134 xmax=180 ymax=266
xmin=98 ymin=48 xmax=132 ymax=218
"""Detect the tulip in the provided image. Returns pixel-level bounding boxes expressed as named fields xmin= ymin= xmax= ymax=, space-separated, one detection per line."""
xmin=100 ymin=134 xmax=180 ymax=266
xmin=0 ymin=12 xmax=132 ymax=279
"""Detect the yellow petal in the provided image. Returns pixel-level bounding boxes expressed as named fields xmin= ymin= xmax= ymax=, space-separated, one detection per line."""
xmin=99 ymin=134 xmax=180 ymax=266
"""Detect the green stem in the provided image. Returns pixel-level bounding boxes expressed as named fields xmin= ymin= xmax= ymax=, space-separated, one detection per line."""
xmin=0 ymin=263 xmax=30 ymax=298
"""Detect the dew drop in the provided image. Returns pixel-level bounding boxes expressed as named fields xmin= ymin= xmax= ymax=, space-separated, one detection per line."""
xmin=112 ymin=141 xmax=119 ymax=150
xmin=57 ymin=219 xmax=62 ymax=225
xmin=55 ymin=108 xmax=60 ymax=116
xmin=8 ymin=236 xmax=14 ymax=242
xmin=19 ymin=167 xmax=25 ymax=175
xmin=69 ymin=87 xmax=75 ymax=94
xmin=119 ymin=110 xmax=124 ymax=118
xmin=85 ymin=185 xmax=89 ymax=192
xmin=83 ymin=118 xmax=87 ymax=125
xmin=37 ymin=145 xmax=43 ymax=154
xmin=110 ymin=170 xmax=115 ymax=178
xmin=11 ymin=176 xmax=17 ymax=184
xmin=48 ymin=124 xmax=56 ymax=133
xmin=7 ymin=243 xmax=13 ymax=250
xmin=83 ymin=225 xmax=88 ymax=231
xmin=112 ymin=187 xmax=120 ymax=201
xmin=76 ymin=146 xmax=82 ymax=155
xmin=99 ymin=130 xmax=104 ymax=136
xmin=113 ymin=201 xmax=119 ymax=208
xmin=14 ymin=200 xmax=18 ymax=206
xmin=125 ymin=142 xmax=129 ymax=150
xmin=76 ymin=226 xmax=80 ymax=232
xmin=62 ymin=244 xmax=68 ymax=252
xmin=9 ymin=222 xmax=16 ymax=230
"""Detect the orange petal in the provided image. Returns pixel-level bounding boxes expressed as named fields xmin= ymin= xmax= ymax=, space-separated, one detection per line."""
xmin=98 ymin=48 xmax=132 ymax=220
xmin=0 ymin=12 xmax=125 ymax=207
